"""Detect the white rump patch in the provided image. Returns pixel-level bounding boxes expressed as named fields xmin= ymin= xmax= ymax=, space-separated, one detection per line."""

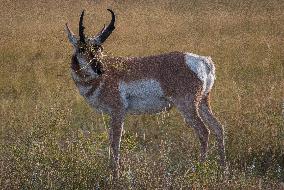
xmin=119 ymin=79 xmax=171 ymax=114
xmin=185 ymin=53 xmax=216 ymax=94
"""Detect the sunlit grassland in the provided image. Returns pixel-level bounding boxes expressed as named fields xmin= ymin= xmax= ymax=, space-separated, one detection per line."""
xmin=0 ymin=0 xmax=283 ymax=189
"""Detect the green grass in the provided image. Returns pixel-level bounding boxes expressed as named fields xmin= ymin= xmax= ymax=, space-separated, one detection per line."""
xmin=0 ymin=0 xmax=283 ymax=189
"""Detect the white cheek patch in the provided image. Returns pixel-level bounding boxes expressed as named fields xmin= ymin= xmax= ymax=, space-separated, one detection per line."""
xmin=77 ymin=55 xmax=97 ymax=76
xmin=185 ymin=53 xmax=216 ymax=94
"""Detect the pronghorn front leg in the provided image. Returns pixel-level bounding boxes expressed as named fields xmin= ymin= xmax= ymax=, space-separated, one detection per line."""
xmin=109 ymin=110 xmax=125 ymax=178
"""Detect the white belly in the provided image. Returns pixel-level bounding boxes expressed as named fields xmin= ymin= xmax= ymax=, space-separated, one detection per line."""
xmin=119 ymin=79 xmax=171 ymax=114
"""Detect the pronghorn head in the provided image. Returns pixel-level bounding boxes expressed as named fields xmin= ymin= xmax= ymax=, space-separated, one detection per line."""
xmin=65 ymin=9 xmax=115 ymax=77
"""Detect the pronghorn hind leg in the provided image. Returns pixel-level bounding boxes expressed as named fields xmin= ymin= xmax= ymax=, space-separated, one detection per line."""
xmin=109 ymin=111 xmax=125 ymax=178
xmin=198 ymin=94 xmax=226 ymax=167
xmin=172 ymin=95 xmax=210 ymax=162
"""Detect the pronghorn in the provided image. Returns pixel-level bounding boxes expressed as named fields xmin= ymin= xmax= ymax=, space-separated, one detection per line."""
xmin=65 ymin=9 xmax=226 ymax=175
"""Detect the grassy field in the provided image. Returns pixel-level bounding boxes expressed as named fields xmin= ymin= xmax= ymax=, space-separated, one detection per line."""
xmin=0 ymin=0 xmax=283 ymax=189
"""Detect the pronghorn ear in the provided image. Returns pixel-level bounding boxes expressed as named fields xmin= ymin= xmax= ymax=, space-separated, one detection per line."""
xmin=65 ymin=23 xmax=78 ymax=47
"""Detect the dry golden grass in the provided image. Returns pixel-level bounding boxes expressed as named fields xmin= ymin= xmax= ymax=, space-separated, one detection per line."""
xmin=1 ymin=0 xmax=283 ymax=189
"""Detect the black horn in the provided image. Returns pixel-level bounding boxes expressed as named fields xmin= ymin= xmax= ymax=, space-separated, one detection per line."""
xmin=94 ymin=9 xmax=116 ymax=44
xmin=79 ymin=10 xmax=86 ymax=43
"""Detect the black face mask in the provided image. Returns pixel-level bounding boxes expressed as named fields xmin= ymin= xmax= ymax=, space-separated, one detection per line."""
xmin=90 ymin=59 xmax=104 ymax=76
